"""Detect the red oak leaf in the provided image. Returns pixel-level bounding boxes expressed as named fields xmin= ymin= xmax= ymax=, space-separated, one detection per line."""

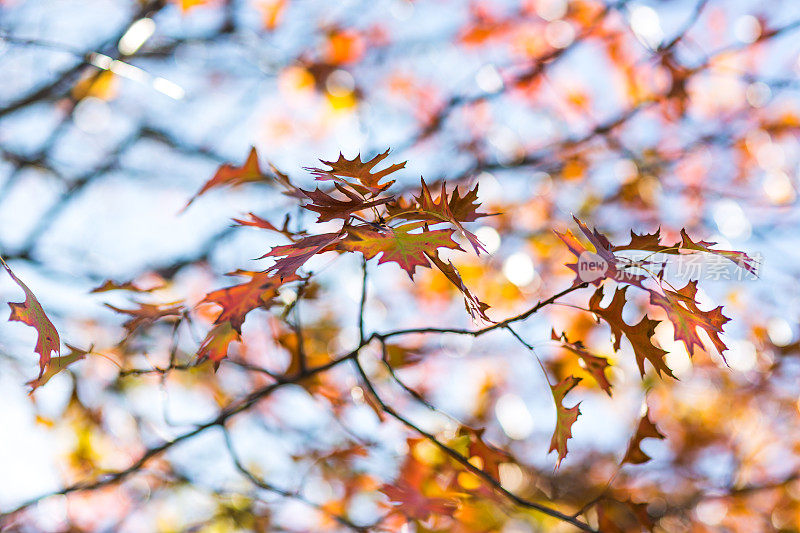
xmin=198 ymin=322 xmax=241 ymax=368
xmin=105 ymin=301 xmax=184 ymax=336
xmin=555 ymin=216 xmax=649 ymax=288
xmin=649 ymin=280 xmax=730 ymax=359
xmin=551 ymin=329 xmax=612 ymax=396
xmin=301 ymin=184 xmax=393 ymax=222
xmin=184 ymin=147 xmax=271 ymax=209
xmin=341 ymin=221 xmax=462 ymax=279
xmin=612 ymin=227 xmax=758 ymax=274
xmin=2 ymin=258 xmax=60 ymax=377
xmin=380 ymin=482 xmax=458 ymax=521
xmin=264 ymin=232 xmax=344 ymax=279
xmin=306 ymin=149 xmax=405 ymax=196
xmin=622 ymin=409 xmax=665 ymax=465
xmin=549 ymin=375 xmax=582 ymax=468
xmin=425 ymin=250 xmax=491 ymax=322
xmin=457 ymin=426 xmax=512 ymax=479
xmin=27 ymin=344 xmax=89 ymax=393
xmin=589 ymin=286 xmax=673 ymax=378
xmin=201 ymin=271 xmax=296 ymax=332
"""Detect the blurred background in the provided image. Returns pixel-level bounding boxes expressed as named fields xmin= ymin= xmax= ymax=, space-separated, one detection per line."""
xmin=2 ymin=0 xmax=800 ymax=531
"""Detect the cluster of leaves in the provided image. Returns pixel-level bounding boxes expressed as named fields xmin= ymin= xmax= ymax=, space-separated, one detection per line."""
xmin=2 ymin=148 xmax=755 ymax=491
xmin=181 ymin=147 xmax=495 ymax=367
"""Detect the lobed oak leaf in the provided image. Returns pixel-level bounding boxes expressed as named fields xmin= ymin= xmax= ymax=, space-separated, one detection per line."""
xmin=622 ymin=409 xmax=665 ymax=465
xmin=198 ymin=322 xmax=241 ymax=369
xmin=613 ymin=227 xmax=758 ymax=274
xmin=425 ymin=251 xmax=491 ymax=322
xmin=341 ymin=222 xmax=462 ymax=279
xmin=414 ymin=178 xmax=486 ymax=254
xmin=184 ymin=147 xmax=271 ymax=209
xmin=105 ymin=301 xmax=184 ymax=336
xmin=305 ymin=149 xmax=405 ymax=195
xmin=380 ymin=482 xmax=458 ymax=521
xmin=549 ymin=375 xmax=582 ymax=468
xmin=456 ymin=426 xmax=512 ymax=479
xmin=555 ymin=216 xmax=649 ymax=288
xmin=201 ymin=271 xmax=296 ymax=333
xmin=264 ymin=232 xmax=344 ymax=279
xmin=300 ymin=184 xmax=393 ymax=222
xmin=551 ymin=329 xmax=612 ymax=396
xmin=2 ymin=258 xmax=60 ymax=377
xmin=649 ymin=280 xmax=730 ymax=359
xmin=27 ymin=344 xmax=89 ymax=393
xmin=90 ymin=279 xmax=164 ymax=293
xmin=447 ymin=182 xmax=492 ymax=223
xmin=589 ymin=286 xmax=673 ymax=378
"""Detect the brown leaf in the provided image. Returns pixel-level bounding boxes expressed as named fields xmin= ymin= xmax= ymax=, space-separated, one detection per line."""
xmin=622 ymin=409 xmax=665 ymax=465
xmin=201 ymin=271 xmax=296 ymax=332
xmin=589 ymin=286 xmax=673 ymax=379
xmin=549 ymin=375 xmax=581 ymax=468
xmin=301 ymin=184 xmax=393 ymax=222
xmin=198 ymin=322 xmax=241 ymax=368
xmin=184 ymin=147 xmax=271 ymax=209
xmin=306 ymin=149 xmax=405 ymax=195
xmin=649 ymin=280 xmax=729 ymax=359
xmin=551 ymin=329 xmax=612 ymax=396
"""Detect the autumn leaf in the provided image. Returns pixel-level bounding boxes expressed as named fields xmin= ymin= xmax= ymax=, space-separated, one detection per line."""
xmin=201 ymin=271 xmax=295 ymax=333
xmin=457 ymin=426 xmax=512 ymax=479
xmin=389 ymin=178 xmax=487 ymax=255
xmin=264 ymin=232 xmax=343 ymax=279
xmin=549 ymin=375 xmax=582 ymax=468
xmin=2 ymin=257 xmax=61 ymax=377
xmin=198 ymin=322 xmax=241 ymax=368
xmin=426 ymin=251 xmax=491 ymax=322
xmin=305 ymin=149 xmax=405 ymax=196
xmin=341 ymin=221 xmax=462 ymax=279
xmin=300 ymin=184 xmax=393 ymax=222
xmin=612 ymin=227 xmax=758 ymax=274
xmin=27 ymin=344 xmax=89 ymax=393
xmin=551 ymin=329 xmax=612 ymax=396
xmin=554 ymin=216 xmax=649 ymax=287
xmin=90 ymin=279 xmax=163 ymax=293
xmin=622 ymin=409 xmax=665 ymax=465
xmin=589 ymin=286 xmax=673 ymax=378
xmin=105 ymin=301 xmax=184 ymax=336
xmin=649 ymin=280 xmax=730 ymax=359
xmin=380 ymin=482 xmax=458 ymax=521
xmin=184 ymin=147 xmax=271 ymax=209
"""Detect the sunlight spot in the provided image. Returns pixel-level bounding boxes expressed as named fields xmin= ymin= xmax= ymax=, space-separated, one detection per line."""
xmin=495 ymin=393 xmax=534 ymax=439
xmin=475 ymin=226 xmax=501 ymax=254
xmin=713 ymin=200 xmax=750 ymax=240
xmin=545 ymin=20 xmax=575 ymax=48
xmin=118 ymin=18 xmax=155 ymax=56
xmin=499 ymin=463 xmax=525 ymax=492
xmin=695 ymin=499 xmax=727 ymax=526
xmin=746 ymin=82 xmax=771 ymax=107
xmin=326 ymin=69 xmax=355 ymax=97
xmin=763 ymin=170 xmax=795 ymax=205
xmin=503 ymin=252 xmax=536 ymax=287
xmin=629 ymin=5 xmax=664 ymax=50
xmin=476 ymin=64 xmax=504 ymax=94
xmin=734 ymin=15 xmax=761 ymax=44
xmin=535 ymin=0 xmax=568 ymax=21
xmin=726 ymin=340 xmax=757 ymax=372
xmin=152 ymin=77 xmax=185 ymax=100
xmin=767 ymin=317 xmax=794 ymax=346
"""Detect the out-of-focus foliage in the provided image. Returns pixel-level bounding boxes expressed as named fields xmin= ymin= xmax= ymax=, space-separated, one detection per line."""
xmin=1 ymin=0 xmax=800 ymax=531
